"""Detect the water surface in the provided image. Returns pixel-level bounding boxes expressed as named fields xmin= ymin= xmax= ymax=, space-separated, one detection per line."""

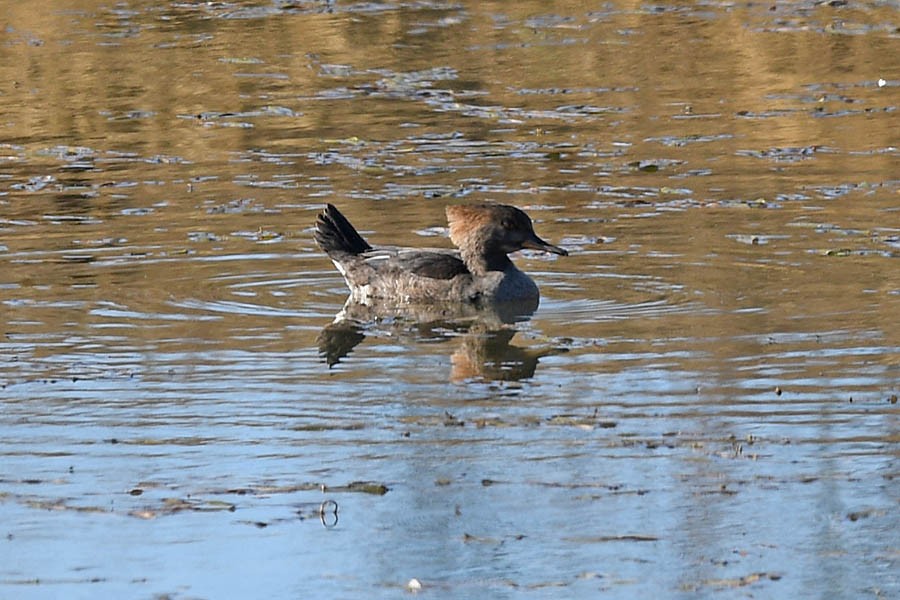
xmin=1 ymin=1 xmax=898 ymax=598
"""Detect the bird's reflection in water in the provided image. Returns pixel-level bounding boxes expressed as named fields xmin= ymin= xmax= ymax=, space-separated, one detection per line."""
xmin=317 ymin=297 xmax=563 ymax=382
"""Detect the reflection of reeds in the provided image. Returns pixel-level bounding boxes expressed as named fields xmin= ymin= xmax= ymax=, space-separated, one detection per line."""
xmin=4 ymin=1 xmax=895 ymax=167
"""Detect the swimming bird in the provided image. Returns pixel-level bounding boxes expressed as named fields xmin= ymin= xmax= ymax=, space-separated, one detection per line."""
xmin=315 ymin=203 xmax=567 ymax=305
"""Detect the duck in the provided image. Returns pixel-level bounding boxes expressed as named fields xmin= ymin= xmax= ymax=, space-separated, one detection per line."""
xmin=315 ymin=203 xmax=567 ymax=305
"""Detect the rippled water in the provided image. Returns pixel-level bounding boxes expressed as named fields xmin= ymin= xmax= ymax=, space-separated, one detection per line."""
xmin=1 ymin=1 xmax=898 ymax=598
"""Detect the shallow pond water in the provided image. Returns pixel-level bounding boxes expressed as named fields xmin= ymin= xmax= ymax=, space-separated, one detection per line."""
xmin=1 ymin=1 xmax=898 ymax=598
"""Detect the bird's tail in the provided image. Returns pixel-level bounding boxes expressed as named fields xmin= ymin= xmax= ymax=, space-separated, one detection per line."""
xmin=315 ymin=204 xmax=372 ymax=257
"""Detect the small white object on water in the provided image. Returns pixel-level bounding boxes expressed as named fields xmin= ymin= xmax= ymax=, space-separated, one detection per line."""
xmin=877 ymin=78 xmax=886 ymax=88
xmin=406 ymin=578 xmax=423 ymax=592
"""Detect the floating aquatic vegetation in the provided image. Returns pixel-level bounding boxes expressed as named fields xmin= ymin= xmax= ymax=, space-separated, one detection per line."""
xmin=736 ymin=145 xmax=836 ymax=163
xmin=644 ymin=134 xmax=733 ymax=147
xmin=10 ymin=175 xmax=56 ymax=192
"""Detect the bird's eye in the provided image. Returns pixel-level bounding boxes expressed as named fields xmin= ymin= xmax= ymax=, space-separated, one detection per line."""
xmin=500 ymin=219 xmax=514 ymax=230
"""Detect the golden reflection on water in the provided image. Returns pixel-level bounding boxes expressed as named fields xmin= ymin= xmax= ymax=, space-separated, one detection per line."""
xmin=0 ymin=1 xmax=898 ymax=598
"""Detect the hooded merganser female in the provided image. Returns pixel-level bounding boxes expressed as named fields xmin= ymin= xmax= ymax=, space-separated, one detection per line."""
xmin=315 ymin=203 xmax=567 ymax=304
